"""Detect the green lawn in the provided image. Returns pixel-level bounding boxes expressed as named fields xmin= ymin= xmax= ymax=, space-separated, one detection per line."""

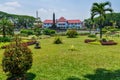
xmin=0 ymin=36 xmax=120 ymax=80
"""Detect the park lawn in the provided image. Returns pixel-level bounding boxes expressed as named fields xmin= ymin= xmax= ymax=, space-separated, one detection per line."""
xmin=0 ymin=36 xmax=120 ymax=80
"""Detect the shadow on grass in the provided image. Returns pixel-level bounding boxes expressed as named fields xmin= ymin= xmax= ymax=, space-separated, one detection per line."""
xmin=66 ymin=76 xmax=81 ymax=80
xmin=84 ymin=68 xmax=120 ymax=80
xmin=7 ymin=72 xmax=36 ymax=80
xmin=26 ymin=72 xmax=36 ymax=80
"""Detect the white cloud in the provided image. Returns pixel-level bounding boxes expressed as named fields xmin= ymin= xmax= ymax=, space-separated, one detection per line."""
xmin=5 ymin=1 xmax=21 ymax=7
xmin=38 ymin=8 xmax=68 ymax=21
xmin=38 ymin=8 xmax=47 ymax=13
xmin=0 ymin=1 xmax=22 ymax=14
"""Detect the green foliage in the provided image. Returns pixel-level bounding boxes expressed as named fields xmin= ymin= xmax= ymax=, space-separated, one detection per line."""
xmin=88 ymin=34 xmax=96 ymax=38
xmin=101 ymin=38 xmax=107 ymax=42
xmin=66 ymin=29 xmax=78 ymax=38
xmin=54 ymin=37 xmax=62 ymax=44
xmin=34 ymin=27 xmax=42 ymax=36
xmin=43 ymin=28 xmax=56 ymax=35
xmin=0 ymin=37 xmax=12 ymax=42
xmin=2 ymin=36 xmax=33 ymax=79
xmin=20 ymin=29 xmax=34 ymax=36
xmin=0 ymin=18 xmax=14 ymax=37
xmin=90 ymin=1 xmax=113 ymax=38
xmin=0 ymin=11 xmax=35 ymax=29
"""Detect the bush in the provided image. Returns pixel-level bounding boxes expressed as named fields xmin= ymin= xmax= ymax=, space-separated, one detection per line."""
xmin=54 ymin=37 xmax=62 ymax=44
xmin=34 ymin=27 xmax=42 ymax=36
xmin=0 ymin=37 xmax=12 ymax=42
xmin=20 ymin=29 xmax=34 ymax=36
xmin=66 ymin=29 xmax=78 ymax=38
xmin=88 ymin=34 xmax=96 ymax=38
xmin=101 ymin=38 xmax=107 ymax=42
xmin=50 ymin=30 xmax=56 ymax=35
xmin=43 ymin=28 xmax=56 ymax=35
xmin=2 ymin=36 xmax=33 ymax=79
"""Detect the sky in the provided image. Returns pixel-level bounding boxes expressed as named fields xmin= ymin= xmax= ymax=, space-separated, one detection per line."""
xmin=0 ymin=0 xmax=120 ymax=21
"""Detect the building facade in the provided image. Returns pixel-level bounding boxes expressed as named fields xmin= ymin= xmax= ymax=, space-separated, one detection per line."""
xmin=43 ymin=17 xmax=82 ymax=29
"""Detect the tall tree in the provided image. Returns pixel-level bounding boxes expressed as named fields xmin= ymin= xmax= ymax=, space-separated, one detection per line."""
xmin=91 ymin=1 xmax=113 ymax=39
xmin=0 ymin=18 xmax=13 ymax=37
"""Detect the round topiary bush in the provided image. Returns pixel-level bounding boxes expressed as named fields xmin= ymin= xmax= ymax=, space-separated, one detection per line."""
xmin=2 ymin=36 xmax=33 ymax=80
xmin=66 ymin=29 xmax=78 ymax=38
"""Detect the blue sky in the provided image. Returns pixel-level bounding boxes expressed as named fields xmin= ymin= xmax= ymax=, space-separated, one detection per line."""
xmin=0 ymin=0 xmax=120 ymax=21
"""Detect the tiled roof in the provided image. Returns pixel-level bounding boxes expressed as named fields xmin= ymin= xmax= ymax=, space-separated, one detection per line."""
xmin=57 ymin=17 xmax=67 ymax=22
xmin=43 ymin=20 xmax=53 ymax=24
xmin=67 ymin=20 xmax=81 ymax=23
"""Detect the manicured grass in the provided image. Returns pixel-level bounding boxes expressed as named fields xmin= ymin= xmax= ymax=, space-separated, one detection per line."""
xmin=0 ymin=36 xmax=120 ymax=80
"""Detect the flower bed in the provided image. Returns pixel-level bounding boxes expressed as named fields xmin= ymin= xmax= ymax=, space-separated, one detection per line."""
xmin=100 ymin=40 xmax=117 ymax=45
xmin=84 ymin=39 xmax=96 ymax=43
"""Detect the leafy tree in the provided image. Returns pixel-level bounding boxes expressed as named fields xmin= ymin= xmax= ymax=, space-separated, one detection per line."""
xmin=91 ymin=1 xmax=113 ymax=39
xmin=0 ymin=18 xmax=14 ymax=37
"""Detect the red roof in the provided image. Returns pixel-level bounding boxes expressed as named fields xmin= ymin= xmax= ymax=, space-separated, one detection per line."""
xmin=57 ymin=17 xmax=67 ymax=22
xmin=43 ymin=20 xmax=53 ymax=24
xmin=67 ymin=20 xmax=81 ymax=23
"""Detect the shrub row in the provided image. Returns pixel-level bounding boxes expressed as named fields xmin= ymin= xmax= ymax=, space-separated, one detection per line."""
xmin=1 ymin=40 xmax=36 ymax=49
xmin=85 ymin=39 xmax=117 ymax=45
xmin=0 ymin=37 xmax=12 ymax=42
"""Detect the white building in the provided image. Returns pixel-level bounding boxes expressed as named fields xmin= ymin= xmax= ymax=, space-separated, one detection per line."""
xmin=43 ymin=17 xmax=82 ymax=29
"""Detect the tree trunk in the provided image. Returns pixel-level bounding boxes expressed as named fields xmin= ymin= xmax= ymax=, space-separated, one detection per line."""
xmin=3 ymin=26 xmax=6 ymax=37
xmin=100 ymin=25 xmax=102 ymax=39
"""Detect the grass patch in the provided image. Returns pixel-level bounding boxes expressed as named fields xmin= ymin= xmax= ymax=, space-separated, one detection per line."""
xmin=0 ymin=36 xmax=120 ymax=80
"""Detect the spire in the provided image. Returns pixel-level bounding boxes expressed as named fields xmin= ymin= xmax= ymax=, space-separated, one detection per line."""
xmin=36 ymin=10 xmax=38 ymax=18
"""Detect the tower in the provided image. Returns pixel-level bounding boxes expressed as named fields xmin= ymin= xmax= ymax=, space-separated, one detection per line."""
xmin=36 ymin=10 xmax=38 ymax=18
xmin=52 ymin=12 xmax=57 ymax=28
xmin=53 ymin=12 xmax=55 ymax=25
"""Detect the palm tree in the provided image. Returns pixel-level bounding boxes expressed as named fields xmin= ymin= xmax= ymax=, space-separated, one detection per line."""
xmin=91 ymin=1 xmax=113 ymax=39
xmin=0 ymin=18 xmax=13 ymax=37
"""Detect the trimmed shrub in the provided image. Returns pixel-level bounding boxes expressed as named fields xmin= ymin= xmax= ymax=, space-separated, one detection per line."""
xmin=88 ymin=34 xmax=96 ymax=38
xmin=2 ymin=36 xmax=33 ymax=80
xmin=66 ymin=29 xmax=78 ymax=38
xmin=34 ymin=28 xmax=42 ymax=36
xmin=20 ymin=29 xmax=34 ymax=36
xmin=1 ymin=40 xmax=36 ymax=49
xmin=50 ymin=30 xmax=56 ymax=35
xmin=101 ymin=38 xmax=107 ymax=42
xmin=54 ymin=37 xmax=62 ymax=44
xmin=43 ymin=28 xmax=51 ymax=35
xmin=43 ymin=28 xmax=56 ymax=35
xmin=0 ymin=37 xmax=12 ymax=42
